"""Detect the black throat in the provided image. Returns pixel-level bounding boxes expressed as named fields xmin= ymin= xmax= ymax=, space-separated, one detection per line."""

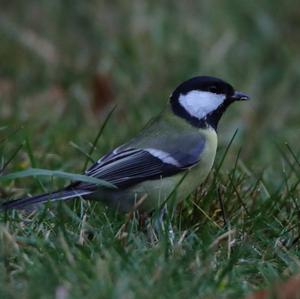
xmin=170 ymin=96 xmax=232 ymax=130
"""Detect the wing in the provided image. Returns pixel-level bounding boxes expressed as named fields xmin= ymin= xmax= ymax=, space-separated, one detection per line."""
xmin=80 ymin=133 xmax=205 ymax=189
xmin=83 ymin=148 xmax=179 ymax=188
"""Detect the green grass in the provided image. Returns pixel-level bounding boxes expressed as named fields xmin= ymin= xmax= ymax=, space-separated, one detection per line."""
xmin=1 ymin=1 xmax=300 ymax=298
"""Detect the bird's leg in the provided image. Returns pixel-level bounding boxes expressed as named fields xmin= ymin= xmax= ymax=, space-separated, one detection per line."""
xmin=138 ymin=211 xmax=150 ymax=231
xmin=146 ymin=219 xmax=158 ymax=245
xmin=154 ymin=205 xmax=175 ymax=247
xmin=144 ymin=206 xmax=175 ymax=246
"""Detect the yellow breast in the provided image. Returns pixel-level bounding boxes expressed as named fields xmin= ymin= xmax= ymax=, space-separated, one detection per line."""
xmin=194 ymin=127 xmax=218 ymax=180
xmin=176 ymin=127 xmax=218 ymax=196
xmin=137 ymin=127 xmax=218 ymax=211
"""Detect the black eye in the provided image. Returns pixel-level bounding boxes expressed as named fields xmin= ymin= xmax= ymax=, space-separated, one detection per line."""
xmin=208 ymin=86 xmax=218 ymax=93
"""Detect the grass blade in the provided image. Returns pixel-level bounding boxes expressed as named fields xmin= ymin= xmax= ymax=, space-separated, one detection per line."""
xmin=0 ymin=168 xmax=116 ymax=188
xmin=83 ymin=105 xmax=117 ymax=171
xmin=215 ymin=129 xmax=239 ymax=176
xmin=0 ymin=142 xmax=24 ymax=175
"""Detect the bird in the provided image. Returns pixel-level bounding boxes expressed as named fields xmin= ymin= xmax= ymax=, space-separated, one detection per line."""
xmin=1 ymin=76 xmax=249 ymax=213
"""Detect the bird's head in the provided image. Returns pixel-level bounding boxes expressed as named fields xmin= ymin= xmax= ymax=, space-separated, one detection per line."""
xmin=170 ymin=76 xmax=249 ymax=129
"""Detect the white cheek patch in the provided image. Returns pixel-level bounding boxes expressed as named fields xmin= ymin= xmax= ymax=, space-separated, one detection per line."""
xmin=178 ymin=90 xmax=226 ymax=119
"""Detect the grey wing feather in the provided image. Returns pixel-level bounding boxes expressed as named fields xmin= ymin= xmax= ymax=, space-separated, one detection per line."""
xmin=81 ymin=133 xmax=205 ymax=189
xmin=84 ymin=148 xmax=180 ymax=188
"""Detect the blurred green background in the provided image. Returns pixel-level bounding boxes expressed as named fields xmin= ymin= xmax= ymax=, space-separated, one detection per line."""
xmin=2 ymin=0 xmax=300 ymax=170
xmin=1 ymin=1 xmax=300 ymax=298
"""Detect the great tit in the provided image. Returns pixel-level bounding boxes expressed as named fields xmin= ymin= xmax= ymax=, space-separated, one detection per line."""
xmin=1 ymin=76 xmax=249 ymax=212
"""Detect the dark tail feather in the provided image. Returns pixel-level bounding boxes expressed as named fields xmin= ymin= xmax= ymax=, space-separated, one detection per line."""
xmin=1 ymin=188 xmax=93 ymax=211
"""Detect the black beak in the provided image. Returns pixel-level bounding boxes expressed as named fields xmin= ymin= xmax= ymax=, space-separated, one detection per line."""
xmin=230 ymin=91 xmax=250 ymax=101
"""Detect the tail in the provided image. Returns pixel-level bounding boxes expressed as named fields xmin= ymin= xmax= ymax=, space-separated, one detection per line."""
xmin=1 ymin=188 xmax=93 ymax=211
